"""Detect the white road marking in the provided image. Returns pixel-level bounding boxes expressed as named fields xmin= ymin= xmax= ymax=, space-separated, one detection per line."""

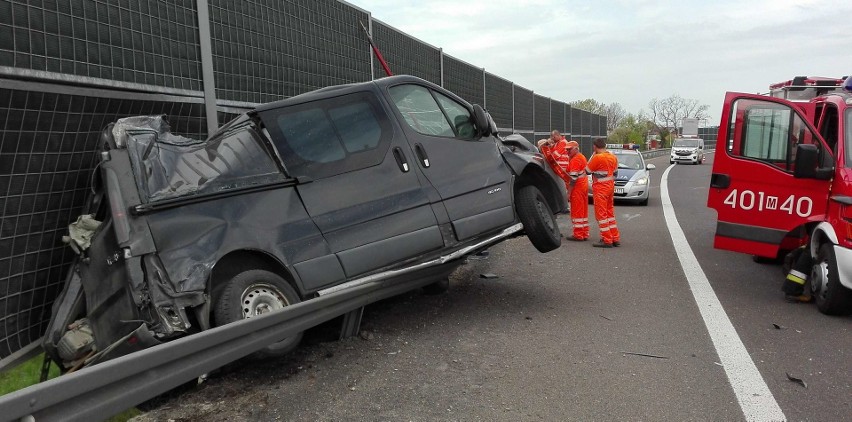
xmin=661 ymin=163 xmax=785 ymax=422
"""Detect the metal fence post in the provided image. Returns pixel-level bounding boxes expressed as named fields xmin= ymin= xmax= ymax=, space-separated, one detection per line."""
xmin=196 ymin=0 xmax=218 ymax=136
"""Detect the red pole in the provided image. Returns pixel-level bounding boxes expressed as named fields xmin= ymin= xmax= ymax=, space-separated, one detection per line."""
xmin=360 ymin=21 xmax=393 ymax=77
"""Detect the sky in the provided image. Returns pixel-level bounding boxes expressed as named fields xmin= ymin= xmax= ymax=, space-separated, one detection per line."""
xmin=346 ymin=0 xmax=849 ymax=126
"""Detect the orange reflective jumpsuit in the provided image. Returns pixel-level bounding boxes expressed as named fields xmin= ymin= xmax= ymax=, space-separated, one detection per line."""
xmin=539 ymin=138 xmax=571 ymax=181
xmin=586 ymin=151 xmax=620 ymax=245
xmin=567 ymin=152 xmax=589 ymax=239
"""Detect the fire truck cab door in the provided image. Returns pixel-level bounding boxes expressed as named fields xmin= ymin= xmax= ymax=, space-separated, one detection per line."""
xmin=707 ymin=92 xmax=833 ymax=258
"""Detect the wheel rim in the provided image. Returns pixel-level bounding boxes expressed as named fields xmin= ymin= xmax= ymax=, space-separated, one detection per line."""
xmin=810 ymin=259 xmax=829 ymax=300
xmin=240 ymin=283 xmax=289 ymax=319
xmin=535 ymin=197 xmax=556 ymax=233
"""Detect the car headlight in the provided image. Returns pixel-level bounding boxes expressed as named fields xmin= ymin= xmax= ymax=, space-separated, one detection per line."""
xmin=634 ymin=177 xmax=648 ymax=186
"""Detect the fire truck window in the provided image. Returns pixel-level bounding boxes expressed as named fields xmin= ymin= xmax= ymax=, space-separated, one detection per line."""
xmin=818 ymin=104 xmax=839 ymax=154
xmin=731 ymin=99 xmax=823 ymax=172
xmin=741 ymin=105 xmax=791 ymax=163
xmin=846 ymin=109 xmax=852 ymax=168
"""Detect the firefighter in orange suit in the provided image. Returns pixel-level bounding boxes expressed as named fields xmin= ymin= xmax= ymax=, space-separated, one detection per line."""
xmin=564 ymin=140 xmax=589 ymax=241
xmin=537 ymin=130 xmax=570 ymax=173
xmin=586 ymin=138 xmax=620 ymax=248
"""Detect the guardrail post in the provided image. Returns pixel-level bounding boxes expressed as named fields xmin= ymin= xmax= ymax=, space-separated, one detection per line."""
xmin=339 ymin=307 xmax=365 ymax=340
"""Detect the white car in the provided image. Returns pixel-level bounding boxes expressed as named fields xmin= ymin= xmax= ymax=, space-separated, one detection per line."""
xmin=670 ymin=137 xmax=705 ymax=164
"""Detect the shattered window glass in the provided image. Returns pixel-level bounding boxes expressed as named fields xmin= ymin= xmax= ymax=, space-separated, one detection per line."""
xmin=120 ymin=116 xmax=283 ymax=202
xmin=389 ymin=84 xmax=455 ymax=137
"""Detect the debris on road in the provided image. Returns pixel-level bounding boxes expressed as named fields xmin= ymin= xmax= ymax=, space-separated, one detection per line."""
xmin=480 ymin=273 xmax=499 ymax=279
xmin=772 ymin=323 xmax=786 ymax=330
xmin=599 ymin=314 xmax=613 ymax=321
xmin=786 ymin=372 xmax=808 ymax=389
xmin=468 ymin=250 xmax=490 ymax=260
xmin=620 ymin=351 xmax=669 ymax=359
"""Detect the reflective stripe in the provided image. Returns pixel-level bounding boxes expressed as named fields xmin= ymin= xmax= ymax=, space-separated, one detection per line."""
xmin=600 ymin=227 xmax=610 ymax=232
xmin=594 ymin=176 xmax=614 ymax=182
xmin=788 ymin=269 xmax=808 ymax=281
xmin=786 ymin=273 xmax=806 ymax=285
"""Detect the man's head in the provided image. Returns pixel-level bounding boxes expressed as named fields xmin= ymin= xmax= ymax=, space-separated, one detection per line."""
xmin=550 ymin=130 xmax=562 ymax=141
xmin=593 ymin=137 xmax=607 ymax=152
xmin=566 ymin=140 xmax=580 ymax=156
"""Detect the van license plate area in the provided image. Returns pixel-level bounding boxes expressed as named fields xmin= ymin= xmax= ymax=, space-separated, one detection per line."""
xmin=615 ymin=188 xmax=625 ymax=195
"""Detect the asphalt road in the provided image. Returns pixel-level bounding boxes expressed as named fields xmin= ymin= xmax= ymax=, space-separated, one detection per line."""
xmin=132 ymin=152 xmax=852 ymax=422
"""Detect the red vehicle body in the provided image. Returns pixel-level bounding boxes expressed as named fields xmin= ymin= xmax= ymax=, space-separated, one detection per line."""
xmin=707 ymin=76 xmax=852 ymax=315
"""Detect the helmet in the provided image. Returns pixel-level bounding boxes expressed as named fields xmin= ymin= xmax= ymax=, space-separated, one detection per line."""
xmin=566 ymin=140 xmax=579 ymax=150
xmin=843 ymin=76 xmax=852 ymax=92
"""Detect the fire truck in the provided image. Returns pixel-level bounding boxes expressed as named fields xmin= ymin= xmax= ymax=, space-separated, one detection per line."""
xmin=706 ymin=75 xmax=852 ymax=315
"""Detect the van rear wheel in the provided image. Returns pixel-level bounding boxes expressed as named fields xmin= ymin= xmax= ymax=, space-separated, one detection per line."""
xmin=214 ymin=269 xmax=303 ymax=357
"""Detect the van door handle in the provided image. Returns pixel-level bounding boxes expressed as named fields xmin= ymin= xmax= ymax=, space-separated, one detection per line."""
xmin=414 ymin=143 xmax=430 ymax=168
xmin=710 ymin=173 xmax=730 ymax=189
xmin=392 ymin=147 xmax=409 ymax=172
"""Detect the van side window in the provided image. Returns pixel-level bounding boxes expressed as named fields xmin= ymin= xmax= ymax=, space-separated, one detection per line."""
xmin=434 ymin=92 xmax=476 ymax=139
xmin=729 ymin=98 xmax=826 ymax=171
xmin=258 ymin=92 xmax=392 ymax=180
xmin=389 ymin=84 xmax=476 ymax=139
xmin=389 ymin=84 xmax=454 ymax=137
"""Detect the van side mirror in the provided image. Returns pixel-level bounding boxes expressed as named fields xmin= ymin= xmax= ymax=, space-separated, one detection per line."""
xmin=794 ymin=144 xmax=833 ymax=180
xmin=472 ymin=104 xmax=492 ymax=137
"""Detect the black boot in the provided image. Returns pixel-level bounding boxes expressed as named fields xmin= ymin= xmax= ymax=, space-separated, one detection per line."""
xmin=782 ymin=246 xmax=812 ymax=301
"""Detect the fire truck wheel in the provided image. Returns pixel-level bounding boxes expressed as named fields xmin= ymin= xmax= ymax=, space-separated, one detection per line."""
xmin=516 ymin=185 xmax=561 ymax=253
xmin=214 ymin=270 xmax=303 ymax=357
xmin=811 ymin=244 xmax=852 ymax=316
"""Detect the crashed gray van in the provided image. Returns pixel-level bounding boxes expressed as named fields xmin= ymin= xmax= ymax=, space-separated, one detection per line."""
xmin=43 ymin=75 xmax=568 ymax=369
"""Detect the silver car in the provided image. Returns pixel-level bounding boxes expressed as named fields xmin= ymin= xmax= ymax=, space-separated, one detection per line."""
xmin=588 ymin=149 xmax=655 ymax=205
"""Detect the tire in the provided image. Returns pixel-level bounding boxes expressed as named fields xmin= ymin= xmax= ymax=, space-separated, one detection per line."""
xmin=811 ymin=244 xmax=852 ymax=315
xmin=639 ymin=197 xmax=649 ymax=206
xmin=669 ymin=160 xmax=674 ymax=164
xmin=423 ymin=277 xmax=450 ymax=295
xmin=516 ymin=185 xmax=561 ymax=252
xmin=213 ymin=269 xmax=303 ymax=357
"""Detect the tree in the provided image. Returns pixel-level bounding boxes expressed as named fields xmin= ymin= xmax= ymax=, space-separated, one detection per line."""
xmin=647 ymin=94 xmax=709 ymax=135
xmin=570 ymin=99 xmax=627 ymax=133
xmin=608 ymin=112 xmax=654 ymax=147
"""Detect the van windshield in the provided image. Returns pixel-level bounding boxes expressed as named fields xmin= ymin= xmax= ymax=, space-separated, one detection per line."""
xmin=673 ymin=139 xmax=701 ymax=148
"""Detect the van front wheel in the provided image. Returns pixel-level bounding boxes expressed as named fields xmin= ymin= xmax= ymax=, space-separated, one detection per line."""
xmin=516 ymin=185 xmax=561 ymax=252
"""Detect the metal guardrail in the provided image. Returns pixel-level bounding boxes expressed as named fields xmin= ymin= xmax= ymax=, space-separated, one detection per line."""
xmin=0 ymin=264 xmax=455 ymax=422
xmin=641 ymin=148 xmax=671 ymax=159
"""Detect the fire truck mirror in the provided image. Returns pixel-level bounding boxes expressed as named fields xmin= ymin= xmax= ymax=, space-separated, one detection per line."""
xmin=793 ymin=144 xmax=833 ymax=180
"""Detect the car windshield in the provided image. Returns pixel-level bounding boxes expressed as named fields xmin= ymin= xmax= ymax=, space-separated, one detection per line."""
xmin=674 ymin=139 xmax=700 ymax=148
xmin=616 ymin=154 xmax=644 ymax=170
